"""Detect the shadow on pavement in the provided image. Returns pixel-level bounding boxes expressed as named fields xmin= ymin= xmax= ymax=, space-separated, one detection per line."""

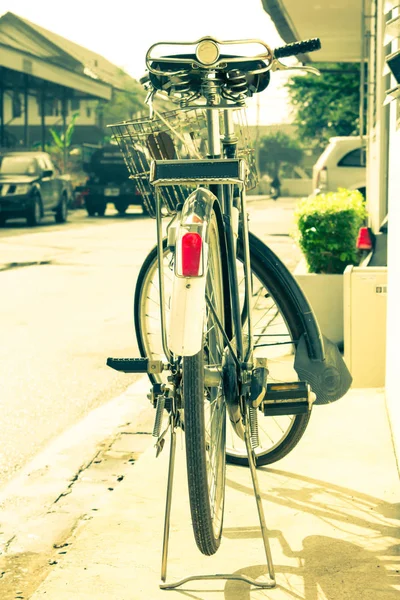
xmin=219 ymin=467 xmax=399 ymax=599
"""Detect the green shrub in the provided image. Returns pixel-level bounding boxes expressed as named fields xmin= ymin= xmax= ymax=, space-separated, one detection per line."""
xmin=293 ymin=189 xmax=367 ymax=274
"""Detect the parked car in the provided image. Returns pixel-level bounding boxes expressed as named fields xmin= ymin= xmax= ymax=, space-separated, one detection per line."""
xmin=0 ymin=151 xmax=72 ymax=226
xmin=312 ymin=136 xmax=366 ymax=197
xmin=81 ymin=144 xmax=150 ymax=216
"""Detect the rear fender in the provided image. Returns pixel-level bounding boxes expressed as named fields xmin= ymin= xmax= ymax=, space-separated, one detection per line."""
xmin=248 ymin=232 xmax=352 ymax=404
xmin=168 ymin=187 xmax=217 ymax=357
xmin=294 ymin=334 xmax=352 ymax=405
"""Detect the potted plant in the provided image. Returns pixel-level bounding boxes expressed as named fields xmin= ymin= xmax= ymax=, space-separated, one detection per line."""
xmin=292 ymin=188 xmax=366 ymax=346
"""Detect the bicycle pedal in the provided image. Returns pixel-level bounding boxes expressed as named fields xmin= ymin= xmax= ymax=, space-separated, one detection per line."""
xmin=262 ymin=382 xmax=312 ymax=416
xmin=106 ymin=357 xmax=163 ymax=374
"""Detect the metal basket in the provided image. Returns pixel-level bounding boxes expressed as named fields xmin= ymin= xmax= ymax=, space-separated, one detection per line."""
xmin=109 ymin=107 xmax=258 ymax=218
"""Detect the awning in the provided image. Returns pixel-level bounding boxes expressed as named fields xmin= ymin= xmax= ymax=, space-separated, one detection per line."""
xmin=0 ymin=43 xmax=112 ymax=100
xmin=262 ymin=0 xmax=363 ymax=62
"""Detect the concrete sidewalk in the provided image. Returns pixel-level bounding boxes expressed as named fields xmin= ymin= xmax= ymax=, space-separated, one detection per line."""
xmin=30 ymin=385 xmax=400 ymax=600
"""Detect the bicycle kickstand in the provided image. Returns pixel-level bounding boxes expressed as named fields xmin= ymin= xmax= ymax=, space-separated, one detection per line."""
xmin=159 ymin=414 xmax=276 ymax=590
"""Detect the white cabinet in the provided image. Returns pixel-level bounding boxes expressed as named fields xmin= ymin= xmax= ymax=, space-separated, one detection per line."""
xmin=344 ymin=266 xmax=387 ymax=387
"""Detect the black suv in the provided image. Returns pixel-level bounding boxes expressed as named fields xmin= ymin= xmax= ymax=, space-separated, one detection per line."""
xmin=82 ymin=144 xmax=150 ymax=216
xmin=0 ymin=152 xmax=72 ymax=226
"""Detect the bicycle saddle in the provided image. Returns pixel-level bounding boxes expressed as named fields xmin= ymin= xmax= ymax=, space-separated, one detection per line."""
xmin=149 ymin=54 xmax=271 ymax=96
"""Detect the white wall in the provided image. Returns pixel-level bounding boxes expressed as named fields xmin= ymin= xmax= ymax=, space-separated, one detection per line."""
xmin=367 ymin=0 xmax=390 ymax=233
xmin=385 ymin=17 xmax=400 ymax=464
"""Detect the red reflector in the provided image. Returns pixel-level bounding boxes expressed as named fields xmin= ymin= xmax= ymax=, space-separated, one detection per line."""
xmin=356 ymin=227 xmax=373 ymax=250
xmin=181 ymin=232 xmax=202 ymax=276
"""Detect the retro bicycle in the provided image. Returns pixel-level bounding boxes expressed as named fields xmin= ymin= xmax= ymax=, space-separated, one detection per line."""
xmin=107 ymin=35 xmax=352 ymax=590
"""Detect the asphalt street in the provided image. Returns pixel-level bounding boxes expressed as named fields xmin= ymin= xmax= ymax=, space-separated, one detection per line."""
xmin=0 ymin=197 xmax=300 ymax=489
xmin=1 ymin=199 xmax=398 ymax=600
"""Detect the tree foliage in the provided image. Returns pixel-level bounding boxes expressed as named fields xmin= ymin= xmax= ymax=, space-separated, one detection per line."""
xmin=258 ymin=131 xmax=303 ymax=178
xmin=97 ymin=73 xmax=173 ymax=138
xmin=98 ymin=81 xmax=148 ymax=127
xmin=285 ymin=63 xmax=361 ymax=150
xmin=49 ymin=112 xmax=79 ymax=150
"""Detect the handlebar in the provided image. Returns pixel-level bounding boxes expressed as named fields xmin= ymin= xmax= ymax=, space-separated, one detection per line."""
xmin=274 ymin=38 xmax=321 ymax=59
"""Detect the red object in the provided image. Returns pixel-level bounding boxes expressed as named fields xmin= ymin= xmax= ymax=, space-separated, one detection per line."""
xmin=356 ymin=227 xmax=374 ymax=250
xmin=181 ymin=232 xmax=203 ymax=276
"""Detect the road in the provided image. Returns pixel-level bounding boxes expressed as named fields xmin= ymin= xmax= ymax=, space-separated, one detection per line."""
xmin=0 ymin=197 xmax=301 ymax=490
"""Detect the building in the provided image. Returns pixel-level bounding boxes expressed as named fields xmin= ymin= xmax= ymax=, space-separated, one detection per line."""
xmin=262 ymin=0 xmax=399 ymax=460
xmin=0 ymin=11 xmax=145 ymax=149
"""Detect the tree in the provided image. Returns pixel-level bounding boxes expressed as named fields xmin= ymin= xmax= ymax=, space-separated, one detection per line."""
xmin=285 ymin=63 xmax=361 ymax=150
xmin=48 ymin=112 xmax=80 ymax=173
xmin=258 ymin=131 xmax=303 ymax=179
xmin=49 ymin=112 xmax=79 ymax=151
xmin=97 ymin=69 xmax=172 ymax=136
xmin=98 ymin=82 xmax=148 ymax=134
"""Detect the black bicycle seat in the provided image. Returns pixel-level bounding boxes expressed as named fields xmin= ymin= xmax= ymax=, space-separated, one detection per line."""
xmin=149 ymin=54 xmax=270 ymax=95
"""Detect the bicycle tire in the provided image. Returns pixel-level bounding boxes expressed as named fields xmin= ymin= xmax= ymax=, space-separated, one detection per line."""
xmin=134 ymin=234 xmax=311 ymax=468
xmin=184 ymin=212 xmax=226 ymax=555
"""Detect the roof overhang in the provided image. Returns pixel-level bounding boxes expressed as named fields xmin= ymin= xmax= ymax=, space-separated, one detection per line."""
xmin=0 ymin=43 xmax=112 ymax=100
xmin=262 ymin=0 xmax=363 ymax=62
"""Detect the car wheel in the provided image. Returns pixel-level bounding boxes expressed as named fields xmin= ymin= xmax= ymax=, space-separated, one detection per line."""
xmin=85 ymin=198 xmax=97 ymax=217
xmin=55 ymin=193 xmax=68 ymax=223
xmin=115 ymin=201 xmax=128 ymax=215
xmin=26 ymin=193 xmax=42 ymax=226
xmin=96 ymin=203 xmax=106 ymax=217
xmin=0 ymin=216 xmax=6 ymax=227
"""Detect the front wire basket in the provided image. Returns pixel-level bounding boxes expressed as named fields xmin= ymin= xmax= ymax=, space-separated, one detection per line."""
xmin=109 ymin=107 xmax=258 ymax=218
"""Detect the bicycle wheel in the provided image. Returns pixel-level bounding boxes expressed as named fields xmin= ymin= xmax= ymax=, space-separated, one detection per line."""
xmin=134 ymin=234 xmax=310 ymax=468
xmin=183 ymin=211 xmax=226 ymax=555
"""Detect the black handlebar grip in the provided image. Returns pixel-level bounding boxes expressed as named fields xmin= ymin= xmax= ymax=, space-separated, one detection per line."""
xmin=139 ymin=72 xmax=150 ymax=86
xmin=274 ymin=38 xmax=321 ymax=59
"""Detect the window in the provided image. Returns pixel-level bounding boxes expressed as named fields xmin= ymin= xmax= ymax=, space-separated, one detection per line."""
xmin=70 ymin=98 xmax=80 ymax=111
xmin=337 ymin=148 xmax=366 ymax=167
xmin=0 ymin=156 xmax=38 ymax=176
xmin=37 ymin=157 xmax=47 ymax=171
xmin=44 ymin=156 xmax=55 ymax=172
xmin=12 ymin=93 xmax=22 ymax=119
xmin=86 ymin=107 xmax=92 ymax=117
xmin=37 ymin=97 xmax=59 ymax=117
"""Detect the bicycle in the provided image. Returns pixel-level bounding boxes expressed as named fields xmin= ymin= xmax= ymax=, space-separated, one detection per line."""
xmin=107 ymin=35 xmax=352 ymax=590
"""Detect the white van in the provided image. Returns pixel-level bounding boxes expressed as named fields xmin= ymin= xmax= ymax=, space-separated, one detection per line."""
xmin=312 ymin=136 xmax=366 ymax=197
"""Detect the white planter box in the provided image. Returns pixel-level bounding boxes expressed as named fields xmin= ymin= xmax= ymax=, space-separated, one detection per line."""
xmin=294 ymin=260 xmax=343 ymax=346
xmin=343 ymin=265 xmax=387 ymax=387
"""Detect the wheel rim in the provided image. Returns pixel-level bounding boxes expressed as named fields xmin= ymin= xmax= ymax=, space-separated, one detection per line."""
xmin=137 ymin=244 xmax=299 ymax=462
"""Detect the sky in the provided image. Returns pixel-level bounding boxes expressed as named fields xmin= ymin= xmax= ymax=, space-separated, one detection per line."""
xmin=0 ymin=0 xmax=295 ymax=125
